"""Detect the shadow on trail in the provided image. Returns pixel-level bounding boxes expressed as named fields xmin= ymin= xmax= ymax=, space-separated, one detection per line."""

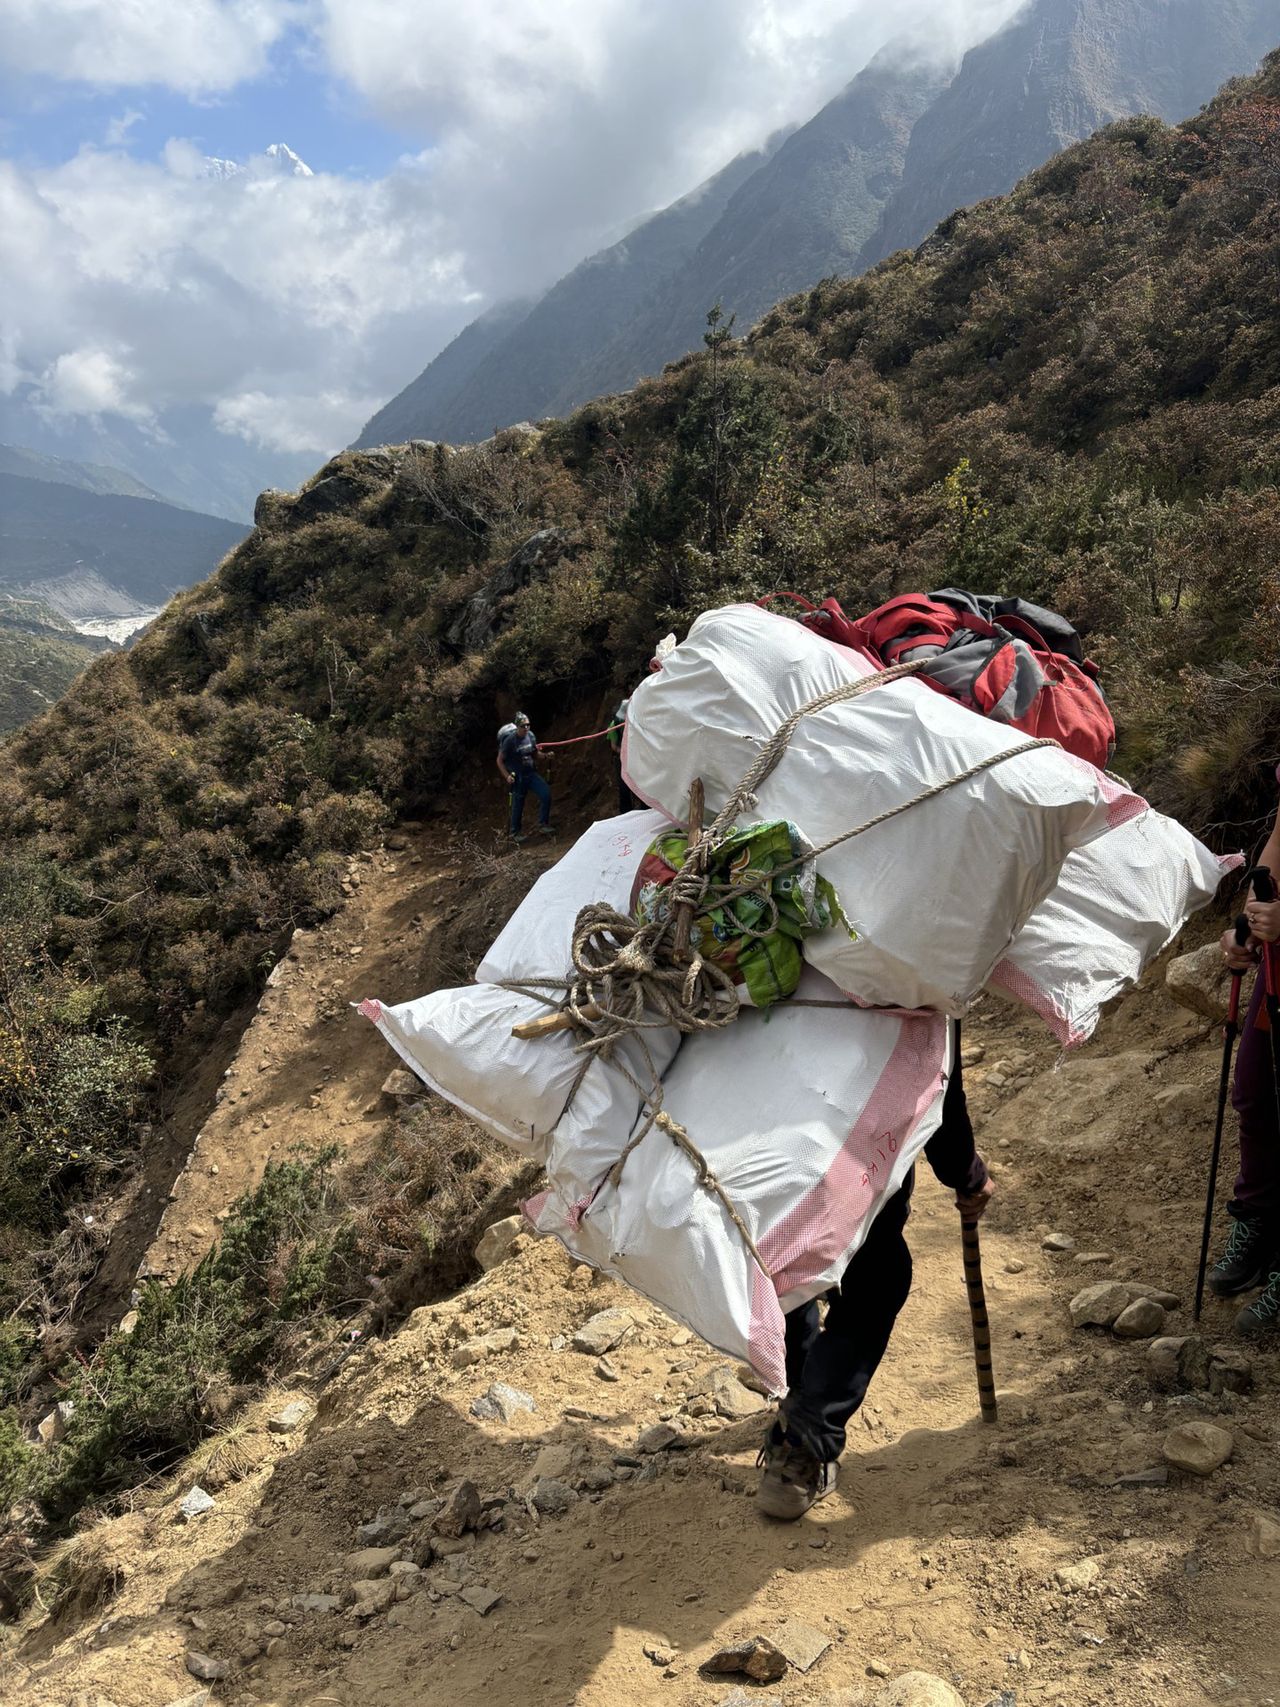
xmin=14 ymin=1331 xmax=1033 ymax=1706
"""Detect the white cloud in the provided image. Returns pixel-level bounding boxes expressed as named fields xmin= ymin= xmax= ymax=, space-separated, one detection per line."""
xmin=312 ymin=0 xmax=1027 ymax=296
xmin=0 ymin=0 xmax=300 ymax=96
xmin=104 ymin=108 xmax=145 ymax=148
xmin=0 ymin=144 xmax=476 ymax=453
xmin=214 ymin=385 xmax=384 ymax=453
xmin=35 ymin=347 xmax=154 ymax=422
xmin=0 ymin=1 xmax=1027 ymax=465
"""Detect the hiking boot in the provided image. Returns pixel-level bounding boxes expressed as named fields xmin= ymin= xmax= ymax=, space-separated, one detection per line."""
xmin=536 ymin=824 xmax=555 ymax=836
xmin=1235 ymin=1267 xmax=1280 ymax=1337
xmin=755 ymin=1430 xmax=838 ymax=1522
xmin=1208 ymin=1216 xmax=1278 ymax=1296
xmin=510 ymin=831 xmax=528 ymax=845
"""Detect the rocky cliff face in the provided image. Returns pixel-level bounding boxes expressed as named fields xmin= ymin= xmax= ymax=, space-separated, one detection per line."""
xmin=566 ymin=46 xmax=953 ymax=414
xmin=860 ymin=0 xmax=1279 ymax=266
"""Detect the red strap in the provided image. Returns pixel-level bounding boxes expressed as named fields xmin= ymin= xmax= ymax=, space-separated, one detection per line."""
xmin=757 ymin=591 xmax=817 ymax=612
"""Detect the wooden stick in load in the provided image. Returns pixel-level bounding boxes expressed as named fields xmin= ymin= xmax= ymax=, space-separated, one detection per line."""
xmin=512 ymin=1004 xmax=601 ymax=1040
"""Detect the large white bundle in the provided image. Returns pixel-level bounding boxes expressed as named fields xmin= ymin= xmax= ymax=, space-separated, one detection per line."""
xmin=528 ymin=969 xmax=951 ymax=1393
xmin=989 ymin=811 xmax=1241 ymax=1046
xmin=477 ymin=809 xmax=673 ymax=985
xmin=622 ymin=603 xmax=1143 ymax=1014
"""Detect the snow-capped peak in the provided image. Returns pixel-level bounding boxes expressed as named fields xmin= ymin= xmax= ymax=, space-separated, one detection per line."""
xmin=199 ymin=144 xmax=314 ymax=181
xmin=263 ymin=143 xmax=313 ymax=178
xmin=201 ymin=154 xmax=243 ymax=181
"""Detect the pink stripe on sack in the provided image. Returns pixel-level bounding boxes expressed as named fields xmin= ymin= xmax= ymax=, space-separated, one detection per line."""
xmin=747 ymin=1265 xmax=788 ymax=1394
xmin=1059 ymin=753 xmax=1147 ymax=830
xmin=358 ymin=998 xmax=383 ymax=1022
xmin=989 ymin=956 xmax=1081 ymax=1048
xmin=760 ymin=1016 xmax=948 ymax=1299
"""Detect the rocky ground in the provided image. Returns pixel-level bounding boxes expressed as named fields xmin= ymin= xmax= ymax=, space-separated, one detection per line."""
xmin=4 ymin=793 xmax=1280 ymax=1707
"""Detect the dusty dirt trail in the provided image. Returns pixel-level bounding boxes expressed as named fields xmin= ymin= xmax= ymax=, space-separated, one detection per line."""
xmin=7 ymin=790 xmax=1280 ymax=1707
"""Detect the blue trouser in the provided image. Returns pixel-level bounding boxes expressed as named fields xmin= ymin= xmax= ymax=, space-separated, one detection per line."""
xmin=510 ymin=769 xmax=551 ymax=834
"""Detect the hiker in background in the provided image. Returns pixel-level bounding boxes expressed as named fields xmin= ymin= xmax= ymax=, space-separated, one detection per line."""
xmin=607 ymin=695 xmax=639 ymax=813
xmin=757 ymin=1043 xmax=993 ymax=1520
xmin=497 ymin=712 xmax=553 ymax=843
xmin=1209 ymin=798 xmax=1280 ymax=1334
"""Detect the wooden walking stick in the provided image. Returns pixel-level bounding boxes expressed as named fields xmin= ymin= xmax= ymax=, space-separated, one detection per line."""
xmin=960 ymin=1216 xmax=999 ymax=1425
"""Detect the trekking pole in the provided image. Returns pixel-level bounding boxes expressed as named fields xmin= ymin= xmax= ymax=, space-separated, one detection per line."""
xmin=960 ymin=1216 xmax=998 ymax=1425
xmin=1193 ymin=910 xmax=1250 ymax=1321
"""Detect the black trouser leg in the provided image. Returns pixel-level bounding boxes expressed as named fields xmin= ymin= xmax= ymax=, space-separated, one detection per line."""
xmin=779 ymin=1172 xmax=915 ymax=1462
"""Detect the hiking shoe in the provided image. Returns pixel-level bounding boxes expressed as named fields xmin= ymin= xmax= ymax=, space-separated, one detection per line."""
xmin=536 ymin=824 xmax=556 ymax=836
xmin=1208 ymin=1216 xmax=1277 ymax=1296
xmin=755 ymin=1431 xmax=838 ymax=1522
xmin=1235 ymin=1268 xmax=1280 ymax=1337
xmin=510 ymin=832 xmax=528 ymax=845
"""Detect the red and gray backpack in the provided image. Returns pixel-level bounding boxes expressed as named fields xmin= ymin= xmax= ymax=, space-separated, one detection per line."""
xmin=766 ymin=588 xmax=1115 ymax=770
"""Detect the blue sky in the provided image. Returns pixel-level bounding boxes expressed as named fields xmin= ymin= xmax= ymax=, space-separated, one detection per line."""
xmin=1 ymin=49 xmax=419 ymax=178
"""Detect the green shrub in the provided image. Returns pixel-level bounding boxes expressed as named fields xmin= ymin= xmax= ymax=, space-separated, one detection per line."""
xmin=34 ymin=1152 xmax=355 ymax=1524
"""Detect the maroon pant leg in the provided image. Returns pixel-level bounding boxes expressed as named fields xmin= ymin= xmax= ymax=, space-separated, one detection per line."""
xmin=1229 ymin=969 xmax=1280 ymax=1220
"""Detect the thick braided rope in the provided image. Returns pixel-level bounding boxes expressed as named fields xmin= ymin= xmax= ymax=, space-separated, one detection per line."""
xmin=705 ymin=658 xmax=927 ymax=838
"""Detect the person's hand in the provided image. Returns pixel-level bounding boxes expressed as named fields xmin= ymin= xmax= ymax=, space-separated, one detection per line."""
xmin=956 ymin=1173 xmax=995 ymax=1223
xmin=1223 ymin=926 xmax=1258 ymax=972
xmin=1245 ymin=899 xmax=1280 ymax=945
xmin=500 ymin=771 xmax=513 ymax=787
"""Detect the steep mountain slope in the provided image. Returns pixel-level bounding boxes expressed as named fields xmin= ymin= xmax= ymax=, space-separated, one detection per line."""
xmin=0 ymin=442 xmax=167 ymax=502
xmin=0 ymin=595 xmax=107 ymax=734
xmin=355 ymin=298 xmax=538 ymax=450
xmin=0 ymin=473 xmax=247 ymax=619
xmin=356 ymin=140 xmax=785 ymax=448
xmin=862 ymin=0 xmax=1280 ymax=265
xmin=556 ymin=46 xmax=953 ymax=416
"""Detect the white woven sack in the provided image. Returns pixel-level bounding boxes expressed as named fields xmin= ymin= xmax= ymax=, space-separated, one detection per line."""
xmin=622 ymin=602 xmax=1143 ymax=1014
xmin=358 ymin=983 xmax=670 ymax=1164
xmin=989 ymin=810 xmax=1241 ymax=1046
xmin=527 ymin=969 xmax=951 ymax=1393
xmin=477 ymin=808 xmax=673 ymax=985
xmin=362 ymin=809 xmax=682 ymax=1177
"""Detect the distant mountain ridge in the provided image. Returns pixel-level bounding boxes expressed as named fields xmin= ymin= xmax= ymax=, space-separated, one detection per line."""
xmin=0 ymin=441 xmax=169 ymax=503
xmin=357 ymin=0 xmax=1279 ymax=450
xmin=859 ymin=0 xmax=1280 ymax=267
xmin=0 ymin=471 xmax=247 ymax=621
xmin=0 ymin=396 xmax=317 ymax=525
